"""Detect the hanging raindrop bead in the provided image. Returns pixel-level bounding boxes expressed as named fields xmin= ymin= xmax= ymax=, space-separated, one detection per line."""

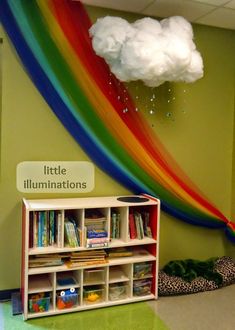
xmin=149 ymin=109 xmax=155 ymax=115
xmin=166 ymin=112 xmax=172 ymax=117
xmin=123 ymin=108 xmax=128 ymax=113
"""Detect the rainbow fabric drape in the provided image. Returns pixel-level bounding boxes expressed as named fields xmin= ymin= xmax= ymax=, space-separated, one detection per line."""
xmin=1 ymin=0 xmax=234 ymax=242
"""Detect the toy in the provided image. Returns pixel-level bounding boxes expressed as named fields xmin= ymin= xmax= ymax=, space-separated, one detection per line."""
xmin=133 ymin=279 xmax=152 ymax=296
xmin=28 ymin=292 xmax=50 ymax=313
xmin=56 ymin=288 xmax=78 ymax=309
xmin=134 ymin=263 xmax=152 ymax=278
xmin=87 ymin=292 xmax=99 ymax=302
xmin=109 ymin=284 xmax=126 ymax=301
xmin=84 ymin=286 xmax=102 ymax=303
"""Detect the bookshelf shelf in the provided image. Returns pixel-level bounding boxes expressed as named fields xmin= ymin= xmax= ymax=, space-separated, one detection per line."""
xmin=22 ymin=195 xmax=160 ymax=320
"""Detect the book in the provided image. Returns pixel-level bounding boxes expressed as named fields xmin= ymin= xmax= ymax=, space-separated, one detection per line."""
xmin=29 ymin=254 xmax=63 ymax=268
xmin=29 ymin=260 xmax=63 ymax=268
xmin=42 ymin=211 xmax=48 ymax=247
xmin=49 ymin=210 xmax=55 ymax=245
xmin=57 ymin=277 xmax=76 ymax=286
xmin=87 ymin=229 xmax=108 ymax=238
xmin=29 ymin=212 xmax=34 ymax=248
xmin=66 ymin=259 xmax=108 ymax=268
xmin=57 ymin=212 xmax=63 ymax=248
xmin=38 ymin=211 xmax=44 ymax=247
xmin=134 ymin=212 xmax=144 ymax=239
xmin=64 ymin=219 xmax=79 ymax=248
xmin=108 ymin=248 xmax=133 ymax=258
xmin=129 ymin=213 xmax=137 ymax=239
xmin=85 ymin=209 xmax=106 ymax=221
xmin=116 ymin=213 xmax=120 ymax=239
xmin=33 ymin=211 xmax=38 ymax=248
xmin=111 ymin=212 xmax=121 ymax=239
xmin=143 ymin=212 xmax=153 ymax=238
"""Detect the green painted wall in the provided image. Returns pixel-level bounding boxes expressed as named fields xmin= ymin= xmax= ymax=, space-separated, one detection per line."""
xmin=0 ymin=6 xmax=235 ymax=290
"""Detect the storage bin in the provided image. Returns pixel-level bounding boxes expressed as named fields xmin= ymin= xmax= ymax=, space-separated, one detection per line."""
xmin=83 ymin=286 xmax=104 ymax=304
xmin=28 ymin=293 xmax=50 ymax=313
xmin=83 ymin=268 xmax=105 ymax=284
xmin=109 ymin=283 xmax=127 ymax=301
xmin=133 ymin=262 xmax=152 ymax=278
xmin=133 ymin=279 xmax=152 ymax=296
xmin=56 ymin=288 xmax=78 ymax=309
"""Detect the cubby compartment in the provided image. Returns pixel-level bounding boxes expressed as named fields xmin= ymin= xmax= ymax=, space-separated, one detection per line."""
xmin=133 ymin=262 xmax=153 ymax=279
xmin=133 ymin=279 xmax=152 ymax=297
xmin=128 ymin=205 xmax=158 ymax=241
xmin=56 ymin=270 xmax=80 ymax=289
xmin=56 ymin=288 xmax=79 ymax=309
xmin=83 ymin=267 xmax=106 ymax=285
xmin=64 ymin=209 xmax=83 ymax=248
xmin=84 ymin=208 xmax=109 ymax=248
xmin=109 ymin=282 xmax=128 ymax=301
xmin=28 ymin=210 xmax=64 ymax=249
xmin=83 ymin=285 xmax=105 ymax=305
xmin=28 ymin=273 xmax=53 ymax=294
xmin=109 ymin=265 xmax=130 ymax=283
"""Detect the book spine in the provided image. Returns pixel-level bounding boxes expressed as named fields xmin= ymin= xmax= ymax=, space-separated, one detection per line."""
xmin=134 ymin=213 xmax=141 ymax=239
xmin=57 ymin=212 xmax=63 ymax=248
xmin=38 ymin=212 xmax=43 ymax=247
xmin=87 ymin=242 xmax=109 ymax=248
xmin=111 ymin=213 xmax=117 ymax=239
xmin=138 ymin=213 xmax=144 ymax=239
xmin=87 ymin=230 xmax=108 ymax=238
xmin=116 ymin=213 xmax=120 ymax=239
xmin=68 ymin=221 xmax=79 ymax=247
xmin=29 ymin=212 xmax=34 ymax=248
xmin=49 ymin=210 xmax=55 ymax=245
xmin=33 ymin=211 xmax=38 ymax=248
xmin=129 ymin=213 xmax=137 ymax=239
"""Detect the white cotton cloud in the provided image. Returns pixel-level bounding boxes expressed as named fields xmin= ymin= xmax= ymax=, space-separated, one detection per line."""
xmin=89 ymin=16 xmax=204 ymax=87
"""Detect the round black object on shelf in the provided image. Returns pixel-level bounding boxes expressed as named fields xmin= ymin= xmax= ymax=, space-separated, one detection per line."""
xmin=117 ymin=196 xmax=149 ymax=203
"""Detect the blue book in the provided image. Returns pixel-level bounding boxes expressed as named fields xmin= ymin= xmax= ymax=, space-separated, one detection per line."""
xmin=38 ymin=212 xmax=43 ymax=247
xmin=87 ymin=230 xmax=108 ymax=238
xmin=49 ymin=210 xmax=55 ymax=245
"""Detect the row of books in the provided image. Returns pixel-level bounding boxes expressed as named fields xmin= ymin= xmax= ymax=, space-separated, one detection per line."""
xmin=110 ymin=212 xmax=121 ymax=239
xmin=29 ymin=254 xmax=64 ymax=268
xmin=66 ymin=250 xmax=107 ymax=268
xmin=29 ymin=210 xmax=153 ymax=249
xmin=28 ymin=247 xmax=147 ymax=269
xmin=64 ymin=218 xmax=82 ymax=248
xmin=84 ymin=227 xmax=109 ymax=248
xmin=84 ymin=209 xmax=108 ymax=248
xmin=29 ymin=211 xmax=63 ymax=248
xmin=129 ymin=212 xmax=153 ymax=240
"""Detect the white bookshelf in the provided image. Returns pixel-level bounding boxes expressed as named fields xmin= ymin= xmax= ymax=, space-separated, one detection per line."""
xmin=21 ymin=195 xmax=160 ymax=320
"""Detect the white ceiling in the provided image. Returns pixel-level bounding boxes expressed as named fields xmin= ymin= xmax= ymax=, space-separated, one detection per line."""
xmin=80 ymin=0 xmax=235 ymax=30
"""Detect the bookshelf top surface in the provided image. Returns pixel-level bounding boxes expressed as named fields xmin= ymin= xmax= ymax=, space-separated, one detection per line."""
xmin=23 ymin=195 xmax=159 ymax=210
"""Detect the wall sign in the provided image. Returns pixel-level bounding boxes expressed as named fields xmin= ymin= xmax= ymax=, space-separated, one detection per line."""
xmin=17 ymin=161 xmax=94 ymax=193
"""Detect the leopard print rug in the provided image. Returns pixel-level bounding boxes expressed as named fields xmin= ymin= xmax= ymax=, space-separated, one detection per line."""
xmin=158 ymin=256 xmax=235 ymax=296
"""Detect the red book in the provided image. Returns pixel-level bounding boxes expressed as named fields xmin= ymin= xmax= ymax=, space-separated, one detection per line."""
xmin=129 ymin=213 xmax=137 ymax=239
